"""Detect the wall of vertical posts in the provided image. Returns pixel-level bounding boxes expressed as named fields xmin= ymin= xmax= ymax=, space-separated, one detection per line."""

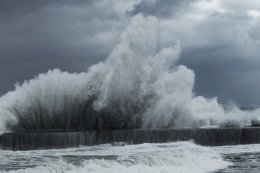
xmin=0 ymin=127 xmax=260 ymax=150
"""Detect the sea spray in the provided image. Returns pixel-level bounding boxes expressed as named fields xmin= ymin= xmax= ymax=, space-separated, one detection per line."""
xmin=0 ymin=15 xmax=260 ymax=133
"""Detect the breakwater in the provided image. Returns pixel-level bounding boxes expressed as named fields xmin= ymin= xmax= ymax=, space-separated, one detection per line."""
xmin=1 ymin=127 xmax=260 ymax=150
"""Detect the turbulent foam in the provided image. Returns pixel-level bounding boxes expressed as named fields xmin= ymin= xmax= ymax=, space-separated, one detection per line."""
xmin=0 ymin=15 xmax=260 ymax=133
xmin=0 ymin=142 xmax=231 ymax=173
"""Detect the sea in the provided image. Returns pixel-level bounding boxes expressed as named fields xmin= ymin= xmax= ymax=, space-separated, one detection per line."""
xmin=0 ymin=141 xmax=259 ymax=173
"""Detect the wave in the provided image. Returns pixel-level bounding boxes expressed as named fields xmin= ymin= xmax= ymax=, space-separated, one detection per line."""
xmin=0 ymin=15 xmax=260 ymax=133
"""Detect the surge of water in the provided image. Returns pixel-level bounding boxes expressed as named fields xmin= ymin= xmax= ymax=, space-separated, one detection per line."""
xmin=0 ymin=15 xmax=260 ymax=133
xmin=0 ymin=142 xmax=231 ymax=173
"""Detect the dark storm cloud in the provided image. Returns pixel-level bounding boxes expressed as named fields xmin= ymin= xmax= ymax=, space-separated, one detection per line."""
xmin=0 ymin=0 xmax=87 ymax=12
xmin=181 ymin=46 xmax=260 ymax=106
xmin=0 ymin=0 xmax=131 ymax=96
xmin=0 ymin=0 xmax=90 ymax=21
xmin=129 ymin=0 xmax=195 ymax=17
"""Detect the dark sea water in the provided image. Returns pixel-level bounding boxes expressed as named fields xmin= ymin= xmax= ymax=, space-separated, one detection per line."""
xmin=0 ymin=142 xmax=260 ymax=173
xmin=217 ymin=152 xmax=260 ymax=173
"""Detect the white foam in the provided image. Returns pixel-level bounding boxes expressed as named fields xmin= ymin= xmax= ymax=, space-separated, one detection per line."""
xmin=0 ymin=142 xmax=231 ymax=173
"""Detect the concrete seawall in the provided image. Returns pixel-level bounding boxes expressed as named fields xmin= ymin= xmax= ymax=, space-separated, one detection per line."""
xmin=1 ymin=127 xmax=260 ymax=150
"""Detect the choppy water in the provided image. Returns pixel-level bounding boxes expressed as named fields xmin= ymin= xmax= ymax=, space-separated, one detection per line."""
xmin=0 ymin=142 xmax=259 ymax=173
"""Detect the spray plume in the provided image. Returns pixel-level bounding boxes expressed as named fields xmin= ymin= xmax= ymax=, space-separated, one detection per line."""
xmin=0 ymin=15 xmax=259 ymax=133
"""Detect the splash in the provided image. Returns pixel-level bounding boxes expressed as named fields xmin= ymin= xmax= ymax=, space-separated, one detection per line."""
xmin=0 ymin=15 xmax=259 ymax=133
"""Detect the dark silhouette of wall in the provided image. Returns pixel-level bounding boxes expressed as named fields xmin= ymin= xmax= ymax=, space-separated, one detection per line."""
xmin=1 ymin=127 xmax=260 ymax=150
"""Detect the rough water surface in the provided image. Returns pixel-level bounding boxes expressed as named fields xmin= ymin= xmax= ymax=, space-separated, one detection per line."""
xmin=0 ymin=142 xmax=260 ymax=173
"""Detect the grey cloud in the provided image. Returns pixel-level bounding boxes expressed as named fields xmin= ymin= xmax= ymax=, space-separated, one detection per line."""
xmin=181 ymin=46 xmax=260 ymax=106
xmin=0 ymin=0 xmax=92 ymax=21
xmin=0 ymin=0 xmax=89 ymax=12
xmin=0 ymin=0 xmax=130 ymax=96
xmin=129 ymin=0 xmax=195 ymax=17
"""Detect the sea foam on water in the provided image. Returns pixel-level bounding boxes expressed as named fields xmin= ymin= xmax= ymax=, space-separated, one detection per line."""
xmin=0 ymin=142 xmax=231 ymax=173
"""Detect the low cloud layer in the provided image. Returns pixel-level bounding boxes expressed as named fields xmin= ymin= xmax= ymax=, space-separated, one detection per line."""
xmin=1 ymin=0 xmax=260 ymax=106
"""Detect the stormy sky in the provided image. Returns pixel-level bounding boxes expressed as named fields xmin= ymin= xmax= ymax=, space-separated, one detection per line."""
xmin=1 ymin=0 xmax=260 ymax=106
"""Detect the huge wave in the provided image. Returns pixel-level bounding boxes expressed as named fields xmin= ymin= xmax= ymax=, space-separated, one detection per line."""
xmin=0 ymin=15 xmax=260 ymax=133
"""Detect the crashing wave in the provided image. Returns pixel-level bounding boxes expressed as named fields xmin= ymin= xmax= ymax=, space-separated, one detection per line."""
xmin=0 ymin=15 xmax=260 ymax=133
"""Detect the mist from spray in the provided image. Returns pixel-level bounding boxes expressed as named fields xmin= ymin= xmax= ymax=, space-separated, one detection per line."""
xmin=0 ymin=15 xmax=260 ymax=133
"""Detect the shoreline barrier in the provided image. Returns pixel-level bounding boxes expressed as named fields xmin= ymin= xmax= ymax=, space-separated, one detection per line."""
xmin=1 ymin=127 xmax=260 ymax=150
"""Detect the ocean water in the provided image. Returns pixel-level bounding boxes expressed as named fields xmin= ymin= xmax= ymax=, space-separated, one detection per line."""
xmin=0 ymin=142 xmax=259 ymax=173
